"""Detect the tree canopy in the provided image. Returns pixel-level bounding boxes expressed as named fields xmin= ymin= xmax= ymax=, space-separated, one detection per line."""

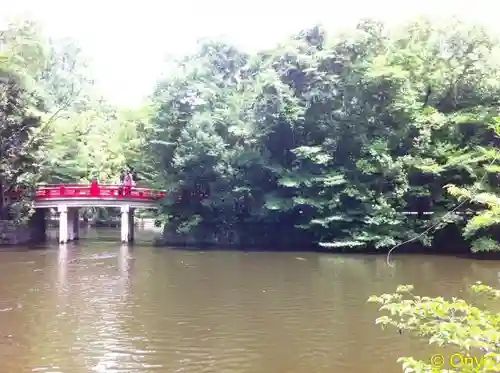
xmin=147 ymin=18 xmax=500 ymax=252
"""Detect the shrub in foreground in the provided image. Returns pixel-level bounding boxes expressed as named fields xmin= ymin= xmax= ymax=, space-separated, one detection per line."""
xmin=368 ymin=284 xmax=500 ymax=372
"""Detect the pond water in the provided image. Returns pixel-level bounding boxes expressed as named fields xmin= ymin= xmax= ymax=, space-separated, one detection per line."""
xmin=0 ymin=227 xmax=498 ymax=373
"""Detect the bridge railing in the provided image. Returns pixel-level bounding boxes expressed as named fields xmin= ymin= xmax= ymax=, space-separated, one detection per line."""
xmin=35 ymin=184 xmax=167 ymax=201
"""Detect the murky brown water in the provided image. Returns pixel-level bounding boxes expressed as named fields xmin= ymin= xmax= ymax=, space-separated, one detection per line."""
xmin=0 ymin=227 xmax=498 ymax=373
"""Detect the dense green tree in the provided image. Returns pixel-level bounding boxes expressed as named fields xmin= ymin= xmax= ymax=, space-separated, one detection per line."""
xmin=0 ymin=70 xmax=44 ymax=221
xmin=148 ymin=18 xmax=500 ymax=251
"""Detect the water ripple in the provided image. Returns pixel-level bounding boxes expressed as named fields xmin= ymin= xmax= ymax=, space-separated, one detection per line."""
xmin=0 ymin=241 xmax=497 ymax=373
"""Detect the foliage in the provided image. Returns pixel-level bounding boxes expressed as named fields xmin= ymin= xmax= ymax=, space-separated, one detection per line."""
xmin=445 ymin=131 xmax=500 ymax=253
xmin=148 ymin=18 xmax=500 ymax=250
xmin=368 ymin=284 xmax=500 ymax=372
xmin=0 ymin=70 xmax=44 ymax=222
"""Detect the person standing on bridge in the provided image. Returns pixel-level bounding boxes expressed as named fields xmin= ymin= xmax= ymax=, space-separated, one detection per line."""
xmin=123 ymin=170 xmax=135 ymax=196
xmin=90 ymin=178 xmax=99 ymax=197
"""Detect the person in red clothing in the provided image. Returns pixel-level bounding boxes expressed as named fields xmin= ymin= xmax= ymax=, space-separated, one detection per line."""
xmin=90 ymin=178 xmax=99 ymax=197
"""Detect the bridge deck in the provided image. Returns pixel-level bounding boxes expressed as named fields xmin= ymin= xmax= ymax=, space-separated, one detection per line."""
xmin=33 ymin=184 xmax=167 ymax=209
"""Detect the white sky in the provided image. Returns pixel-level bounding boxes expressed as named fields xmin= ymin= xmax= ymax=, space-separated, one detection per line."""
xmin=1 ymin=0 xmax=498 ymax=107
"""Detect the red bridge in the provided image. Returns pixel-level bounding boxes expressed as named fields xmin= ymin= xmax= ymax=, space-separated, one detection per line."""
xmin=29 ymin=182 xmax=167 ymax=244
xmin=35 ymin=183 xmax=167 ymax=204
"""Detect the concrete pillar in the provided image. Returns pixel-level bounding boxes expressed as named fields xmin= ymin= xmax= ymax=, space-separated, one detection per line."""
xmin=58 ymin=204 xmax=68 ymax=244
xmin=60 ymin=208 xmax=80 ymax=242
xmin=121 ymin=204 xmax=130 ymax=243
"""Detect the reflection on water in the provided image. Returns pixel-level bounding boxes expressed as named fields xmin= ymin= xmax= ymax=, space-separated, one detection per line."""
xmin=0 ymin=227 xmax=498 ymax=373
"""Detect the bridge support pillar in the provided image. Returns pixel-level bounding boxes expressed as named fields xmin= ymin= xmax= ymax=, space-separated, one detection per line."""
xmin=120 ymin=205 xmax=134 ymax=243
xmin=58 ymin=205 xmax=68 ymax=244
xmin=58 ymin=205 xmax=79 ymax=244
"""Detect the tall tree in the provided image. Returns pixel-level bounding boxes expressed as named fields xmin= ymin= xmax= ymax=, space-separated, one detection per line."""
xmin=0 ymin=70 xmax=43 ymax=221
xmin=147 ymin=17 xmax=500 ymax=252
